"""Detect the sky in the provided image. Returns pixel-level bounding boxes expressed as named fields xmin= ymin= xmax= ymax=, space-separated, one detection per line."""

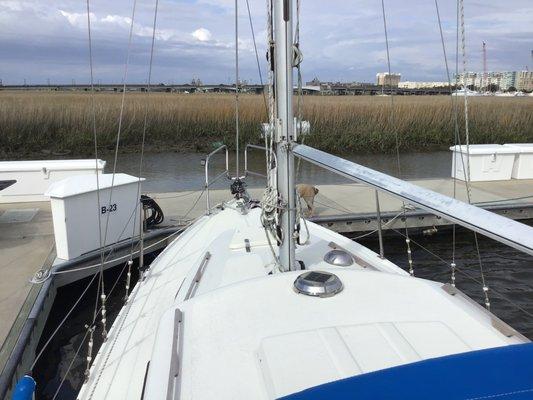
xmin=0 ymin=0 xmax=532 ymax=85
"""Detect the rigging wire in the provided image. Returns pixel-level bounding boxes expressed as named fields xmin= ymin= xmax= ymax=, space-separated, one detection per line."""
xmin=307 ymin=195 xmax=533 ymax=321
xmin=30 ymin=271 xmax=99 ymax=371
xmin=30 ymin=206 xmax=148 ymax=370
xmin=35 ymin=0 xmax=187 ymax=365
xmin=474 ymin=195 xmax=533 ymax=205
xmin=80 ymin=216 xmax=207 ymax=396
xmin=51 ymin=187 xmax=206 ymax=277
xmin=51 ymin=328 xmax=91 ymax=400
xmin=294 ymin=0 xmax=303 ymax=133
xmin=457 ymin=0 xmax=491 ymax=310
xmin=86 ymin=0 xmax=104 ymax=289
xmin=84 ymin=0 xmax=106 ymax=357
xmin=235 ymin=0 xmax=241 ymax=179
xmin=31 ymin=0 xmax=202 ymax=378
xmin=380 ymin=0 xmax=414 ymax=276
xmin=259 ymin=0 xmax=281 ymax=257
xmin=96 ymin=0 xmax=138 ymax=340
xmin=101 ymin=0 xmax=138 ymax=256
xmin=350 ymin=209 xmax=405 ymax=240
xmin=294 ymin=0 xmax=306 ymax=177
xmin=434 ymin=0 xmax=460 ymax=286
xmin=452 ymin=0 xmax=461 ymax=285
xmin=244 ymin=0 xmax=268 ymax=118
xmin=51 ymin=258 xmax=133 ymax=398
xmin=389 ymin=228 xmax=533 ymax=320
xmin=33 ymin=214 xmax=199 ymax=377
xmin=128 ymin=0 xmax=160 ymax=289
xmin=31 ymin=203 xmax=151 ymax=371
xmin=264 ymin=0 xmax=275 ymax=189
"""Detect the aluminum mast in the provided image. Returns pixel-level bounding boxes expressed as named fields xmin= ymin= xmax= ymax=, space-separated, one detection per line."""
xmin=273 ymin=0 xmax=297 ymax=271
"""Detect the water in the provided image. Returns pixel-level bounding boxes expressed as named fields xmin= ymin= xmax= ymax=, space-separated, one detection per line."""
xmin=112 ymin=150 xmax=452 ymax=192
xmin=32 ymin=150 xmax=533 ymax=399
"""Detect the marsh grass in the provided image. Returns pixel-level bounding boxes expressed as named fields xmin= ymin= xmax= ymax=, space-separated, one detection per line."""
xmin=0 ymin=91 xmax=531 ymax=158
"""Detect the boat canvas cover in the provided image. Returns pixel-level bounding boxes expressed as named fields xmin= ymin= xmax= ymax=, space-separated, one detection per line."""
xmin=280 ymin=343 xmax=533 ymax=400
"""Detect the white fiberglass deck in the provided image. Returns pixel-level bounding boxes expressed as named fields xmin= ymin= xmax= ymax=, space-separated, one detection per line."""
xmin=78 ymin=205 xmax=526 ymax=400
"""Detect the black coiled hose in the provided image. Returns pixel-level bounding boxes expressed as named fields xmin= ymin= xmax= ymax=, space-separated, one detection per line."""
xmin=140 ymin=195 xmax=164 ymax=227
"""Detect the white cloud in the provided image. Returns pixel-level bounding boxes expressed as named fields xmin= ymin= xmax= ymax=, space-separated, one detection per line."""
xmin=191 ymin=28 xmax=212 ymax=42
xmin=59 ymin=10 xmax=94 ymax=28
xmin=101 ymin=14 xmax=132 ymax=28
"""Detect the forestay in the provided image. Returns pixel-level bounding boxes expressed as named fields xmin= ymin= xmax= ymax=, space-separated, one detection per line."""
xmin=293 ymin=144 xmax=533 ymax=256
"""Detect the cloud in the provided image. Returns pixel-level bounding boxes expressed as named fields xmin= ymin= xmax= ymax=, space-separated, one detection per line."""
xmin=0 ymin=0 xmax=532 ymax=84
xmin=59 ymin=10 xmax=93 ymax=28
xmin=101 ymin=14 xmax=132 ymax=28
xmin=191 ymin=28 xmax=212 ymax=42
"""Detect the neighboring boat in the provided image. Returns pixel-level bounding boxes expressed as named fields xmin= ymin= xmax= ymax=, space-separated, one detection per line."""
xmin=12 ymin=1 xmax=533 ymax=399
xmin=452 ymin=87 xmax=481 ymax=96
xmin=0 ymin=159 xmax=105 ymax=203
xmin=495 ymin=91 xmax=516 ymax=97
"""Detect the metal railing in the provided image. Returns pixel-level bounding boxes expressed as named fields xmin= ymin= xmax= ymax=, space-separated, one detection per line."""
xmin=205 ymin=145 xmax=230 ymax=214
xmin=244 ymin=144 xmax=277 ymax=179
xmin=244 ymin=144 xmax=267 ymax=178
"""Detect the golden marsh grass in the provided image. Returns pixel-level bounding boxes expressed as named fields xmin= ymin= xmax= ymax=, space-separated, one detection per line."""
xmin=0 ymin=91 xmax=531 ymax=158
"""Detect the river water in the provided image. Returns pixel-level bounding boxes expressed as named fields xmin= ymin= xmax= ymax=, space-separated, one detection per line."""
xmin=112 ymin=150 xmax=452 ymax=192
xmin=33 ymin=150 xmax=533 ymax=399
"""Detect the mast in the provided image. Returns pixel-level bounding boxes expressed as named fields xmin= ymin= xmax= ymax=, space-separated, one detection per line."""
xmin=273 ymin=0 xmax=297 ymax=271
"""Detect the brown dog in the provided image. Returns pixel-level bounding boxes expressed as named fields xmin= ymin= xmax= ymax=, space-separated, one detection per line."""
xmin=296 ymin=184 xmax=319 ymax=217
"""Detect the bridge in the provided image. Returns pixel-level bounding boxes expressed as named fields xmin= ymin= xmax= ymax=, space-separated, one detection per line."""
xmin=0 ymin=83 xmax=451 ymax=95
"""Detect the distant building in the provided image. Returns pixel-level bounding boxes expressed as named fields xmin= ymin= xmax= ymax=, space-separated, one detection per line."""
xmin=455 ymin=70 xmax=532 ymax=92
xmin=516 ymin=71 xmax=533 ymax=91
xmin=307 ymin=77 xmax=321 ymax=86
xmin=486 ymin=72 xmax=503 ymax=90
xmin=455 ymin=72 xmax=477 ymax=88
xmin=500 ymin=71 xmax=517 ymax=91
xmin=305 ymin=78 xmax=367 ymax=89
xmin=398 ymin=81 xmax=449 ymax=89
xmin=376 ymin=72 xmax=401 ymax=87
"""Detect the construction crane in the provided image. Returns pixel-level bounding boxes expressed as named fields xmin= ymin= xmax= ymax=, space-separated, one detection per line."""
xmin=482 ymin=41 xmax=487 ymax=92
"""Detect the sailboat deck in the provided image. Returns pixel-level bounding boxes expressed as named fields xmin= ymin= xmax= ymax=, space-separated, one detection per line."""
xmin=78 ymin=206 xmax=526 ymax=400
xmin=1 ymin=177 xmax=532 ymax=372
xmin=152 ymin=270 xmax=522 ymax=399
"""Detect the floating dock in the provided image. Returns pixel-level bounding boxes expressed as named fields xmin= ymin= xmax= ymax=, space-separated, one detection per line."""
xmin=150 ymin=178 xmax=533 ymax=232
xmin=1 ymin=177 xmax=533 ymax=397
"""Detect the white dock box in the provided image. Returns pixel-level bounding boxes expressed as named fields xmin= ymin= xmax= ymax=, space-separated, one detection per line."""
xmin=450 ymin=144 xmax=516 ymax=182
xmin=0 ymin=159 xmax=105 ymax=203
xmin=45 ymin=173 xmax=143 ymax=260
xmin=503 ymin=143 xmax=533 ymax=179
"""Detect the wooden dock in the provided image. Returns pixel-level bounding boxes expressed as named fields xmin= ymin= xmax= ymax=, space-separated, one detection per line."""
xmin=1 ymin=177 xmax=533 ymax=396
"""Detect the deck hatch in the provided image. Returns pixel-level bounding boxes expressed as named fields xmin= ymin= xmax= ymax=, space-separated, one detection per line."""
xmin=324 ymin=249 xmax=354 ymax=266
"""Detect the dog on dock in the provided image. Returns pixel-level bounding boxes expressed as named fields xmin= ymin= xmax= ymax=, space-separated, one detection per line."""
xmin=296 ymin=184 xmax=319 ymax=217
